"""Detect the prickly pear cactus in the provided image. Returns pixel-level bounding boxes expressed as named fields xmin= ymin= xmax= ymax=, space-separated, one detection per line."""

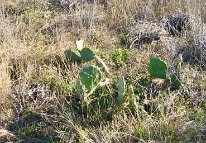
xmin=148 ymin=57 xmax=167 ymax=79
xmin=79 ymin=66 xmax=102 ymax=95
xmin=117 ymin=76 xmax=125 ymax=105
xmin=170 ymin=74 xmax=181 ymax=90
xmin=80 ymin=48 xmax=95 ymax=62
xmin=64 ymin=50 xmax=82 ymax=63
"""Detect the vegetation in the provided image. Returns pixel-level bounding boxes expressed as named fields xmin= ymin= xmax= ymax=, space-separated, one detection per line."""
xmin=0 ymin=0 xmax=206 ymax=142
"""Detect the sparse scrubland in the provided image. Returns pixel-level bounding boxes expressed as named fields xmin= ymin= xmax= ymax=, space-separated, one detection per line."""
xmin=0 ymin=0 xmax=206 ymax=142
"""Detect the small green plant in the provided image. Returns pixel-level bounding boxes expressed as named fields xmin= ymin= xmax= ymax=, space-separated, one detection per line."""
xmin=112 ymin=48 xmax=131 ymax=66
xmin=119 ymin=32 xmax=129 ymax=45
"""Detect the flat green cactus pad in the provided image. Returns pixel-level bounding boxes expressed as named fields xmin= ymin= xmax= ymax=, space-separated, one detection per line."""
xmin=64 ymin=50 xmax=82 ymax=63
xmin=117 ymin=76 xmax=125 ymax=105
xmin=79 ymin=66 xmax=102 ymax=94
xmin=80 ymin=48 xmax=95 ymax=62
xmin=148 ymin=57 xmax=167 ymax=79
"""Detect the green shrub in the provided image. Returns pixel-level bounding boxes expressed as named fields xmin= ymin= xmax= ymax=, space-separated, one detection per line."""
xmin=112 ymin=48 xmax=131 ymax=66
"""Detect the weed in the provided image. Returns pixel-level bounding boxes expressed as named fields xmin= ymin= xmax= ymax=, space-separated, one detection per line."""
xmin=112 ymin=48 xmax=131 ymax=67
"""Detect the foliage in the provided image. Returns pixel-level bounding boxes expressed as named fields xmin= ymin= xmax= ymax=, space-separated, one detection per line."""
xmin=147 ymin=57 xmax=181 ymax=90
xmin=65 ymin=48 xmax=95 ymax=63
xmin=112 ymin=48 xmax=131 ymax=66
xmin=64 ymin=50 xmax=82 ymax=64
xmin=119 ymin=32 xmax=129 ymax=46
xmin=73 ymin=55 xmax=182 ymax=120
xmin=80 ymin=48 xmax=95 ymax=62
xmin=170 ymin=74 xmax=181 ymax=90
xmin=79 ymin=66 xmax=102 ymax=96
xmin=148 ymin=57 xmax=167 ymax=79
xmin=64 ymin=39 xmax=95 ymax=63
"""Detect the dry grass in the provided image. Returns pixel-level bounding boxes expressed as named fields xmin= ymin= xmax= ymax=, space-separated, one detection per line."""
xmin=0 ymin=0 xmax=206 ymax=142
xmin=0 ymin=53 xmax=11 ymax=101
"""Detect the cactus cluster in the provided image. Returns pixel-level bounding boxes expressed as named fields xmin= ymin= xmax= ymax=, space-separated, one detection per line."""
xmin=64 ymin=40 xmax=182 ymax=117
